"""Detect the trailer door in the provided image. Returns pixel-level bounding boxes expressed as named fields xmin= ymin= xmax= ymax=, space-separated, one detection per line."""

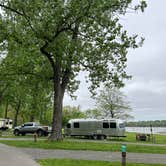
xmin=109 ymin=122 xmax=117 ymax=136
xmin=102 ymin=122 xmax=109 ymax=136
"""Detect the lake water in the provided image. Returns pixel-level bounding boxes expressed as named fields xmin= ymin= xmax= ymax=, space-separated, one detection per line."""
xmin=126 ymin=127 xmax=166 ymax=135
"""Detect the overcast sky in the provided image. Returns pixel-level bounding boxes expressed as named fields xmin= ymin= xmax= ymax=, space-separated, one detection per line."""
xmin=64 ymin=0 xmax=166 ymax=121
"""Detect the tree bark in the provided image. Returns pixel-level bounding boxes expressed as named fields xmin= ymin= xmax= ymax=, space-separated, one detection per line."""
xmin=4 ymin=100 xmax=9 ymax=119
xmin=13 ymin=99 xmax=21 ymax=127
xmin=48 ymin=76 xmax=64 ymax=141
xmin=41 ymin=39 xmax=72 ymax=141
xmin=0 ymin=85 xmax=8 ymax=106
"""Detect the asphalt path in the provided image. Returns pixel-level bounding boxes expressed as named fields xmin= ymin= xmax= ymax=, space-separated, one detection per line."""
xmin=0 ymin=138 xmax=166 ymax=165
xmin=0 ymin=143 xmax=40 ymax=166
xmin=20 ymin=148 xmax=166 ymax=164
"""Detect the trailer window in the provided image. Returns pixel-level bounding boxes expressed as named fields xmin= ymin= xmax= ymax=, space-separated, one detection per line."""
xmin=67 ymin=123 xmax=71 ymax=128
xmin=73 ymin=122 xmax=79 ymax=128
xmin=110 ymin=122 xmax=116 ymax=128
xmin=103 ymin=122 xmax=109 ymax=128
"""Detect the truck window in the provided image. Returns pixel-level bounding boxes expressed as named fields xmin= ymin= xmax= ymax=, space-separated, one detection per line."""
xmin=103 ymin=122 xmax=109 ymax=128
xmin=24 ymin=123 xmax=33 ymax=127
xmin=110 ymin=122 xmax=116 ymax=128
xmin=67 ymin=123 xmax=71 ymax=128
xmin=73 ymin=122 xmax=79 ymax=128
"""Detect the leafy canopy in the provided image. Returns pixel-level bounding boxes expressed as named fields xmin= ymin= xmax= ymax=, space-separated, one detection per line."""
xmin=0 ymin=0 xmax=147 ymax=96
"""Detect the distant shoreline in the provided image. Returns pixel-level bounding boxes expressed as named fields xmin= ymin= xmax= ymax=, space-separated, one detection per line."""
xmin=126 ymin=127 xmax=166 ymax=135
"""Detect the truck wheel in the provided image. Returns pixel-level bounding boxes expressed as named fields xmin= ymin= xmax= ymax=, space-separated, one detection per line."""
xmin=44 ymin=133 xmax=48 ymax=136
xmin=14 ymin=130 xmax=20 ymax=136
xmin=37 ymin=130 xmax=44 ymax=137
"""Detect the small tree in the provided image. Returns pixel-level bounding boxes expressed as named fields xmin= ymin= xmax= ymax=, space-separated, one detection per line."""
xmin=85 ymin=108 xmax=102 ymax=119
xmin=63 ymin=106 xmax=85 ymax=127
xmin=96 ymin=86 xmax=133 ymax=120
xmin=0 ymin=53 xmax=52 ymax=125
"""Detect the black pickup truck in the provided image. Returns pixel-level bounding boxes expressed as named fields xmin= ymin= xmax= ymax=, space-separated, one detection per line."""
xmin=13 ymin=122 xmax=51 ymax=136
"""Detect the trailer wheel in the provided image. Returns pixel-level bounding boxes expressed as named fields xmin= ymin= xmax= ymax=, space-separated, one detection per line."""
xmin=88 ymin=136 xmax=93 ymax=139
xmin=100 ymin=135 xmax=105 ymax=140
xmin=93 ymin=135 xmax=98 ymax=140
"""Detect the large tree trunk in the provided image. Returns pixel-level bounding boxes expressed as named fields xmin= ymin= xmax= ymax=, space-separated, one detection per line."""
xmin=49 ymin=76 xmax=64 ymax=141
xmin=13 ymin=99 xmax=21 ymax=127
xmin=0 ymin=85 xmax=8 ymax=106
xmin=4 ymin=100 xmax=9 ymax=119
xmin=40 ymin=43 xmax=70 ymax=141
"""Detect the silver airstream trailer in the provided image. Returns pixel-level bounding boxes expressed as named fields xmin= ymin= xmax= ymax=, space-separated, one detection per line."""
xmin=65 ymin=118 xmax=126 ymax=139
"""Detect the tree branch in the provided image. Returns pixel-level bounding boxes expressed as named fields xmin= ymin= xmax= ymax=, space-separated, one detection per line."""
xmin=21 ymin=8 xmax=37 ymax=35
xmin=40 ymin=42 xmax=55 ymax=70
xmin=0 ymin=3 xmax=24 ymax=16
xmin=61 ymin=23 xmax=80 ymax=91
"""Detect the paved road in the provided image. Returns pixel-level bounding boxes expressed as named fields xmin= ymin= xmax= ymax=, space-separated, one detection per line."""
xmin=21 ymin=148 xmax=166 ymax=164
xmin=0 ymin=138 xmax=166 ymax=165
xmin=0 ymin=143 xmax=40 ymax=166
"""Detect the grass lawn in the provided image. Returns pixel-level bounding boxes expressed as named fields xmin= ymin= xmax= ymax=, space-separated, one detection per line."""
xmin=39 ymin=158 xmax=166 ymax=166
xmin=120 ymin=132 xmax=166 ymax=144
xmin=103 ymin=132 xmax=166 ymax=145
xmin=0 ymin=139 xmax=166 ymax=154
xmin=1 ymin=131 xmax=166 ymax=144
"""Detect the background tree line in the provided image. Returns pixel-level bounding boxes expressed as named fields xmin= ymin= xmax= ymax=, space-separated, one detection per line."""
xmin=0 ymin=75 xmax=133 ymax=128
xmin=126 ymin=120 xmax=166 ymax=127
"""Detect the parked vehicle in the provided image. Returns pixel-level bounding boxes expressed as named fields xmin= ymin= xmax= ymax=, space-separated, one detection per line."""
xmin=65 ymin=118 xmax=126 ymax=139
xmin=13 ymin=122 xmax=51 ymax=136
xmin=0 ymin=118 xmax=13 ymax=130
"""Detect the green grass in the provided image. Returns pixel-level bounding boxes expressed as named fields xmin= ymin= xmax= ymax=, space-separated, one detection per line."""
xmin=105 ymin=132 xmax=166 ymax=144
xmin=39 ymin=158 xmax=166 ymax=166
xmin=1 ymin=130 xmax=166 ymax=144
xmin=0 ymin=139 xmax=166 ymax=154
xmin=1 ymin=131 xmax=165 ymax=144
xmin=120 ymin=132 xmax=166 ymax=144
